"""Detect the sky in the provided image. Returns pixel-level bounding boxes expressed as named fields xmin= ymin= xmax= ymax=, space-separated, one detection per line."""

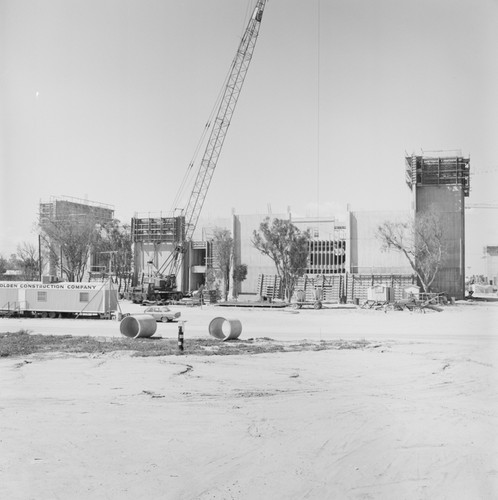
xmin=1 ymin=0 xmax=498 ymax=273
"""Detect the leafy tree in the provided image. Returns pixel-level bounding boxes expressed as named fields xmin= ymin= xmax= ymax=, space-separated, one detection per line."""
xmin=211 ymin=228 xmax=233 ymax=301
xmin=205 ymin=267 xmax=219 ymax=294
xmin=377 ymin=207 xmax=446 ymax=293
xmin=16 ymin=242 xmax=40 ymax=280
xmin=232 ymin=263 xmax=248 ymax=298
xmin=252 ymin=217 xmax=309 ymax=302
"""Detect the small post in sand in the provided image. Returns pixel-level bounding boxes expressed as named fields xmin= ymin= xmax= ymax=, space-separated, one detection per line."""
xmin=178 ymin=321 xmax=185 ymax=352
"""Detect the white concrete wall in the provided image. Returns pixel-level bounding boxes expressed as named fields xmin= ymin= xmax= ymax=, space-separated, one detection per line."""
xmin=234 ymin=213 xmax=285 ymax=294
xmin=349 ymin=210 xmax=413 ymax=274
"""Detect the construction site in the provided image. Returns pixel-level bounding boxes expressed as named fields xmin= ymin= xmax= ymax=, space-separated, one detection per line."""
xmin=2 ymin=1 xmax=498 ymax=499
xmin=116 ymin=147 xmax=470 ymax=303
xmin=3 ymin=0 xmax=483 ymax=309
xmin=101 ymin=0 xmax=474 ymax=306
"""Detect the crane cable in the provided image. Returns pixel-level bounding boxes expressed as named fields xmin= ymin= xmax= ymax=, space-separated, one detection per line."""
xmin=316 ymin=0 xmax=321 ymax=218
xmin=169 ymin=88 xmax=222 ymax=214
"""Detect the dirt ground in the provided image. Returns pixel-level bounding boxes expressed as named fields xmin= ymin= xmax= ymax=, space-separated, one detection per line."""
xmin=1 ymin=301 xmax=497 ymax=499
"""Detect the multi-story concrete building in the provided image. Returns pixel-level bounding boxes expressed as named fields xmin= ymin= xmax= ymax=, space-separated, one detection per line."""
xmin=39 ymin=196 xmax=114 ymax=280
xmin=131 ymin=152 xmax=471 ymax=300
xmin=231 ymin=210 xmax=413 ymax=297
xmin=405 ymin=152 xmax=470 ymax=299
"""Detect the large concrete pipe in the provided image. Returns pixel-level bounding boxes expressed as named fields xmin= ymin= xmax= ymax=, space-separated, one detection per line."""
xmin=208 ymin=317 xmax=242 ymax=341
xmin=120 ymin=314 xmax=157 ymax=339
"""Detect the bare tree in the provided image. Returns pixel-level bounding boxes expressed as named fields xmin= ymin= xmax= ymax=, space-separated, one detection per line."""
xmin=96 ymin=221 xmax=133 ymax=294
xmin=16 ymin=242 xmax=40 ymax=280
xmin=40 ymin=213 xmax=100 ymax=282
xmin=252 ymin=217 xmax=309 ymax=302
xmin=0 ymin=255 xmax=7 ymax=276
xmin=377 ymin=208 xmax=446 ymax=293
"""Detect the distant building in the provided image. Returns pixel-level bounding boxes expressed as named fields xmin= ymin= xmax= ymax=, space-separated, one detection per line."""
xmin=130 ymin=152 xmax=471 ymax=300
xmin=1 ymin=270 xmax=23 ymax=281
xmin=130 ymin=208 xmax=439 ymax=299
xmin=39 ymin=196 xmax=115 ymax=226
xmin=39 ymin=196 xmax=114 ymax=280
xmin=230 ymin=210 xmax=413 ymax=296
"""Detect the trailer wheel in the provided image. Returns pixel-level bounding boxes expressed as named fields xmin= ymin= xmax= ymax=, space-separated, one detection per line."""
xmin=49 ymin=312 xmax=57 ymax=319
xmin=41 ymin=312 xmax=48 ymax=318
xmin=313 ymin=301 xmax=322 ymax=310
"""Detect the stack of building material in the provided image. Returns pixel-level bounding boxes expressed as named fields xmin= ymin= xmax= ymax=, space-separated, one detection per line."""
xmin=258 ymin=273 xmax=416 ymax=304
xmin=256 ymin=274 xmax=283 ymax=300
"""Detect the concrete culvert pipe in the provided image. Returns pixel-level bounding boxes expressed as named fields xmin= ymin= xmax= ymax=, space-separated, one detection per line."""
xmin=208 ymin=317 xmax=242 ymax=341
xmin=120 ymin=314 xmax=157 ymax=339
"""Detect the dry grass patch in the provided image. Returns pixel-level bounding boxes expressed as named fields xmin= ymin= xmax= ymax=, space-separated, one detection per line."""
xmin=1 ymin=330 xmax=372 ymax=359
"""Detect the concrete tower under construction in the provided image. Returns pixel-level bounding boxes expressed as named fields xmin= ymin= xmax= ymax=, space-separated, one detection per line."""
xmin=405 ymin=152 xmax=470 ymax=299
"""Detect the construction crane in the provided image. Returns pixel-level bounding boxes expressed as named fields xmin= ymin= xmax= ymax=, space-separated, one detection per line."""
xmin=161 ymin=1 xmax=266 ymax=274
xmin=131 ymin=0 xmax=267 ymax=303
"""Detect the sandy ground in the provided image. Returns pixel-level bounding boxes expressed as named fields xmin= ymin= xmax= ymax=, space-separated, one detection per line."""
xmin=1 ymin=301 xmax=497 ymax=499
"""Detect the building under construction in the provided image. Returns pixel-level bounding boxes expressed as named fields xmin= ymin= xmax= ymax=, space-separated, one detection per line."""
xmin=124 ymin=147 xmax=473 ymax=301
xmin=223 ymin=153 xmax=472 ymax=300
xmin=231 ymin=210 xmax=415 ymax=300
xmin=405 ymin=152 xmax=470 ymax=299
xmin=130 ymin=214 xmax=213 ymax=296
xmin=39 ymin=196 xmax=115 ymax=280
xmin=39 ymin=196 xmax=115 ymax=226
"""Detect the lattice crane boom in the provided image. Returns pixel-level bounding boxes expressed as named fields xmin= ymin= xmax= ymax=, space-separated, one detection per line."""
xmin=168 ymin=0 xmax=267 ymax=278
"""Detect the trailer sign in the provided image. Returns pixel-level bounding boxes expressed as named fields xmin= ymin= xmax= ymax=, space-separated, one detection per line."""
xmin=0 ymin=282 xmax=99 ymax=290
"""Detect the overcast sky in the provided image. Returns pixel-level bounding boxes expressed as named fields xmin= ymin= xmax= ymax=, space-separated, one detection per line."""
xmin=1 ymin=0 xmax=497 ymax=272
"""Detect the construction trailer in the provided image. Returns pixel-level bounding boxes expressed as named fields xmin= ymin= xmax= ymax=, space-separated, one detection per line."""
xmin=0 ymin=281 xmax=118 ymax=318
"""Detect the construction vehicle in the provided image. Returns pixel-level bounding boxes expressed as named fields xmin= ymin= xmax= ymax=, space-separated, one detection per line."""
xmin=129 ymin=269 xmax=180 ymax=304
xmin=130 ymin=0 xmax=267 ymax=303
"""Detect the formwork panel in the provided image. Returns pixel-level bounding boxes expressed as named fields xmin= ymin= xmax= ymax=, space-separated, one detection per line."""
xmin=260 ymin=274 xmax=415 ymax=303
xmin=131 ymin=216 xmax=184 ymax=243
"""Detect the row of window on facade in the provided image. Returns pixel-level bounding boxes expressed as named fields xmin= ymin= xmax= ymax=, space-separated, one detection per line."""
xmin=308 ymin=240 xmax=346 ymax=273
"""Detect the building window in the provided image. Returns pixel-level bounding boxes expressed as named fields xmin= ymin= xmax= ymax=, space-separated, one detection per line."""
xmin=79 ymin=292 xmax=89 ymax=302
xmin=37 ymin=291 xmax=47 ymax=302
xmin=306 ymin=239 xmax=347 ymax=274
